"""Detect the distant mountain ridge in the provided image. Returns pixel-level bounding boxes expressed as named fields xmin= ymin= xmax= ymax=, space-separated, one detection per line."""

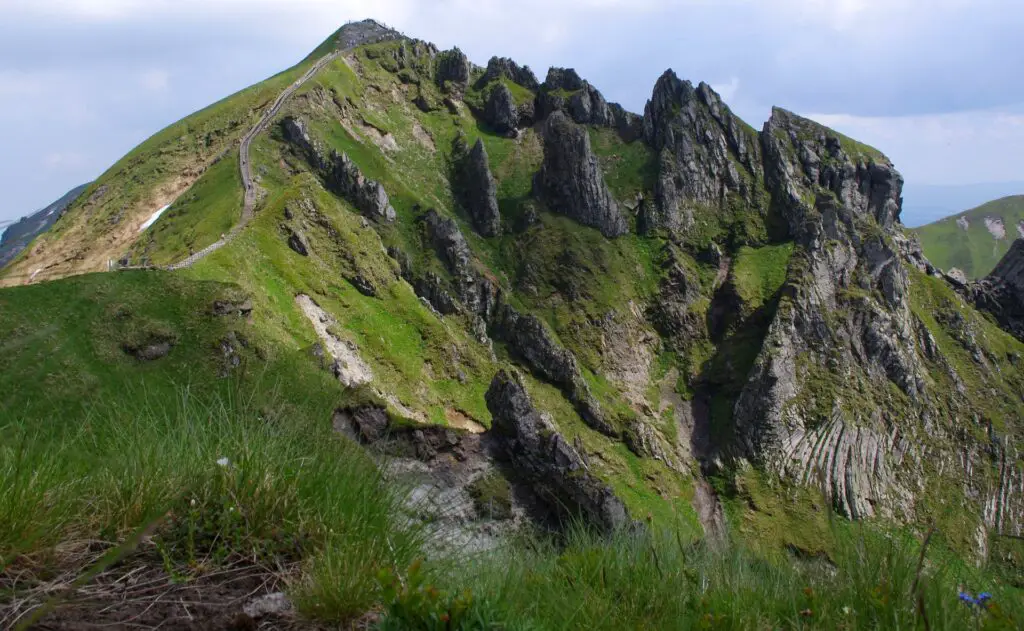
xmin=913 ymin=194 xmax=1024 ymax=278
xmin=0 ymin=184 xmax=90 ymax=269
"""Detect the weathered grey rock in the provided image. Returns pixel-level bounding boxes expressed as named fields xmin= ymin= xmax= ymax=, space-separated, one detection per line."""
xmin=728 ymin=106 xmax=938 ymax=523
xmin=286 ymin=228 xmax=309 ymax=256
xmin=456 ymin=139 xmax=502 ymax=237
xmin=491 ymin=304 xmax=614 ymax=436
xmin=327 ymin=19 xmax=403 ymax=50
xmin=534 ymin=111 xmax=628 ymax=238
xmin=333 ymin=406 xmax=391 ymax=443
xmin=420 ymin=209 xmax=498 ymax=319
xmin=477 ymin=56 xmax=539 ymax=91
xmin=484 ymin=83 xmax=519 ymax=135
xmin=945 ymin=267 xmax=968 ymax=286
xmin=242 ymin=592 xmax=291 ymax=618
xmin=536 ymin=67 xmax=641 ymax=139
xmin=281 ymin=117 xmax=396 ymax=223
xmin=641 ymin=71 xmax=763 ymax=234
xmin=967 ymin=239 xmax=1024 ymax=341
xmin=486 ymin=370 xmax=630 ymax=532
xmin=435 ymin=47 xmax=471 ymax=92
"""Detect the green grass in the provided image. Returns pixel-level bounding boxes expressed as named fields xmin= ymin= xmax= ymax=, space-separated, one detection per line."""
xmin=0 ymin=388 xmax=422 ymax=619
xmin=588 ymin=127 xmax=658 ymax=202
xmin=1 ymin=58 xmax=316 ymax=280
xmin=377 ymin=522 xmax=1022 ymax=630
xmin=732 ymin=242 xmax=794 ymax=311
xmin=129 ymin=153 xmax=243 ymax=265
xmin=913 ymin=195 xmax=1024 ymax=278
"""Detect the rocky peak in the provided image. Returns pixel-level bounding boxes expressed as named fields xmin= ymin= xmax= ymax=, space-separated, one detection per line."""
xmin=477 ymin=56 xmax=539 ymax=91
xmin=762 ymin=107 xmax=902 ymax=235
xmin=641 ymin=69 xmax=763 ymax=234
xmin=328 ymin=19 xmax=404 ymax=50
xmin=534 ymin=110 xmax=628 ymax=238
xmin=484 ymin=82 xmax=519 ymax=135
xmin=536 ymin=67 xmax=641 ymax=139
xmin=436 ymin=47 xmax=472 ymax=92
xmin=455 ymin=139 xmax=502 ymax=237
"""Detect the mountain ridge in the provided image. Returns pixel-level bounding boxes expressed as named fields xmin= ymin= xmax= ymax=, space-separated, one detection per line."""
xmin=1 ymin=20 xmax=1021 ymax=620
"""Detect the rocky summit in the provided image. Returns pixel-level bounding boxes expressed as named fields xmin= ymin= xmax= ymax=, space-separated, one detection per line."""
xmin=1 ymin=17 xmax=1021 ymax=629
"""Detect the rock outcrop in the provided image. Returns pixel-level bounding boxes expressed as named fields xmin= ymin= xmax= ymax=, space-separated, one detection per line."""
xmin=536 ymin=68 xmax=641 ymax=140
xmin=484 ymin=83 xmax=519 ymax=135
xmin=492 ymin=305 xmax=614 ymax=436
xmin=476 ymin=56 xmax=539 ymax=91
xmin=641 ymin=72 xmax=764 ymax=235
xmin=281 ymin=117 xmax=396 ymax=222
xmin=435 ymin=47 xmax=471 ymax=92
xmin=534 ymin=111 xmax=628 ymax=238
xmin=486 ymin=370 xmax=630 ymax=532
xmin=455 ymin=139 xmax=502 ymax=237
xmin=968 ymin=239 xmax=1024 ymax=341
xmin=727 ymin=109 xmax=943 ymax=521
xmin=420 ymin=209 xmax=497 ymax=319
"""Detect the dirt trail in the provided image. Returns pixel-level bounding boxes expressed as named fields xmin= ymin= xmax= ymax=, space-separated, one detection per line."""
xmin=165 ymin=51 xmax=341 ymax=271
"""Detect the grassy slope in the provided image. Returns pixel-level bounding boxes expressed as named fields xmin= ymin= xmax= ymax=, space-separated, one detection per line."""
xmin=128 ymin=153 xmax=243 ymax=266
xmin=3 ymin=36 xmax=1023 ymax=628
xmin=0 ymin=59 xmax=317 ymax=285
xmin=914 ymin=195 xmax=1024 ymax=278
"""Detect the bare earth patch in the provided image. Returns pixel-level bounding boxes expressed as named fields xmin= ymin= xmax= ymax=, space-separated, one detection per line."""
xmin=985 ymin=216 xmax=1006 ymax=240
xmin=956 ymin=216 xmax=969 ymax=231
xmin=445 ymin=408 xmax=486 ymax=433
xmin=1 ymin=173 xmax=199 ymax=287
xmin=295 ymin=294 xmax=373 ymax=387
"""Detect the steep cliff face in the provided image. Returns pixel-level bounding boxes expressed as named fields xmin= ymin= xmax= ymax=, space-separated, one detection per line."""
xmin=968 ymin=239 xmax=1024 ymax=340
xmin=641 ymin=71 xmax=765 ymax=236
xmin=535 ymin=111 xmax=629 ymax=238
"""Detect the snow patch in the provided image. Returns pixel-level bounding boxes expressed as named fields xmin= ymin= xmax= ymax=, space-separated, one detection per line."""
xmin=295 ymin=294 xmax=373 ymax=387
xmin=956 ymin=216 xmax=969 ymax=231
xmin=138 ymin=204 xmax=171 ymax=233
xmin=984 ymin=216 xmax=1006 ymax=240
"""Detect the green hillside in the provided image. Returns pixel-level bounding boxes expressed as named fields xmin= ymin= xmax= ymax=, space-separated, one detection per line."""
xmin=1 ymin=20 xmax=1022 ymax=629
xmin=913 ymin=195 xmax=1024 ymax=278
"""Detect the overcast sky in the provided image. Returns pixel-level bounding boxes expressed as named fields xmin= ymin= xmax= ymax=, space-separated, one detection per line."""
xmin=1 ymin=0 xmax=1022 ymax=227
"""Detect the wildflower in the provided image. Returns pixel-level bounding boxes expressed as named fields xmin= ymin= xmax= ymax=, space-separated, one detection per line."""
xmin=842 ymin=606 xmax=852 ymax=616
xmin=217 ymin=457 xmax=230 ymax=467
xmin=190 ymin=498 xmax=196 ymax=507
xmin=800 ymin=609 xmax=813 ymax=618
xmin=959 ymin=591 xmax=994 ymax=609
